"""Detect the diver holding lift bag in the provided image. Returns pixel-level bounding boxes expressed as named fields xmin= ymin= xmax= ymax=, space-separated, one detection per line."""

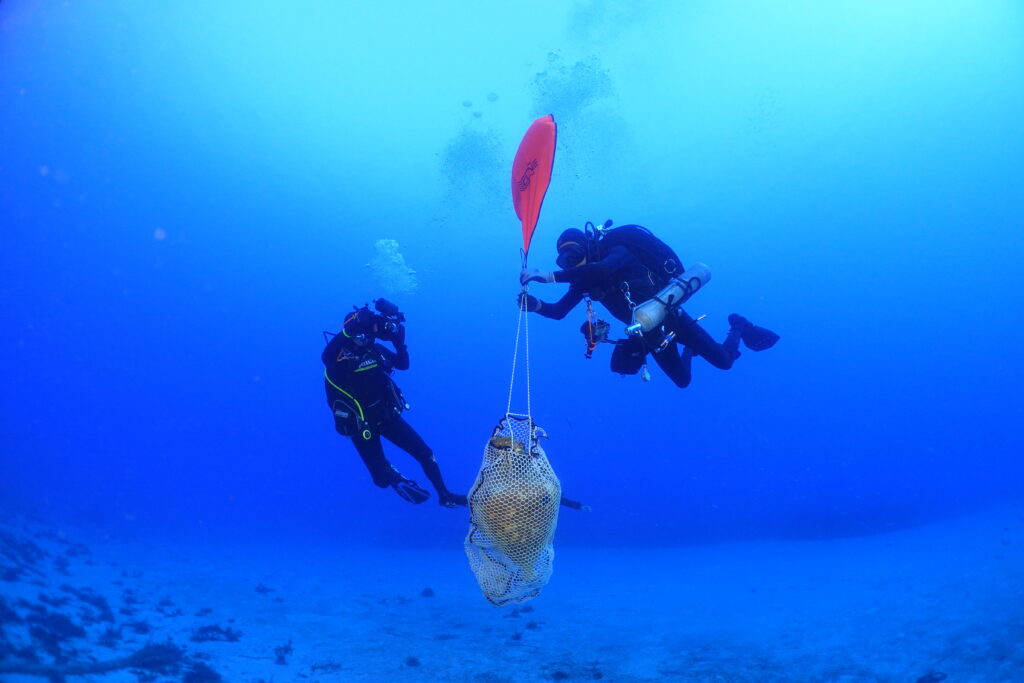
xmin=520 ymin=218 xmax=779 ymax=388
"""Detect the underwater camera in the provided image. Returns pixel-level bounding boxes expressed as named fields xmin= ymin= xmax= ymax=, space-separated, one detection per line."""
xmin=373 ymin=298 xmax=406 ymax=336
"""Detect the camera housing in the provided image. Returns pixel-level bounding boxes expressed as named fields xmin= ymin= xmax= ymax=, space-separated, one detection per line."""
xmin=374 ymin=298 xmax=405 ymax=322
xmin=373 ymin=298 xmax=405 ymax=337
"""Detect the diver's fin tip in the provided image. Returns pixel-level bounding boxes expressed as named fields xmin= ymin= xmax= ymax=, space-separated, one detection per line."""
xmin=392 ymin=478 xmax=430 ymax=504
xmin=440 ymin=493 xmax=468 ymax=509
xmin=742 ymin=324 xmax=780 ymax=352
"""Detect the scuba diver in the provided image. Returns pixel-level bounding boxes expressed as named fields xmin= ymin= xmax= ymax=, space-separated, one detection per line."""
xmin=322 ymin=299 xmax=467 ymax=508
xmin=519 ymin=221 xmax=779 ymax=388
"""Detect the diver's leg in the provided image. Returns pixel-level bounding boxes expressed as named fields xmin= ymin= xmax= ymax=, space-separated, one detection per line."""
xmin=670 ymin=309 xmax=740 ymax=370
xmin=381 ymin=416 xmax=465 ymax=507
xmin=350 ymin=432 xmax=429 ymax=503
xmin=651 ymin=341 xmax=692 ymax=388
xmin=349 ymin=434 xmax=401 ymax=488
xmin=609 ymin=336 xmax=646 ymax=375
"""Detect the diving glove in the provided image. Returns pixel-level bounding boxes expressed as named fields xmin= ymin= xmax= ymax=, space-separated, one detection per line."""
xmin=517 ymin=292 xmax=541 ymax=312
xmin=520 ymin=268 xmax=555 ymax=286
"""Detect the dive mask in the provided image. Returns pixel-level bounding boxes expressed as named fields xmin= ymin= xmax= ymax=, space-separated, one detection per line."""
xmin=556 ymin=242 xmax=586 ymax=270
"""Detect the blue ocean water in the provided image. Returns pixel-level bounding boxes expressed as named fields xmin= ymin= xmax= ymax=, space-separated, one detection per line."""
xmin=2 ymin=1 xmax=1023 ymax=680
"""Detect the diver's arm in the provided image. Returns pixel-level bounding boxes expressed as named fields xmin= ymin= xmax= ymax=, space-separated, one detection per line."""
xmin=378 ymin=340 xmax=410 ymax=372
xmin=391 ymin=341 xmax=410 ymax=371
xmin=390 ymin=324 xmax=409 ymax=371
xmin=374 ymin=322 xmax=409 ymax=371
xmin=536 ymin=287 xmax=584 ymax=320
xmin=552 ymin=245 xmax=634 ymax=287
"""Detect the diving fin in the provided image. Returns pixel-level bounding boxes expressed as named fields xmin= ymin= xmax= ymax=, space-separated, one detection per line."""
xmin=728 ymin=314 xmax=780 ymax=352
xmin=392 ymin=477 xmax=430 ymax=504
xmin=742 ymin=324 xmax=779 ymax=351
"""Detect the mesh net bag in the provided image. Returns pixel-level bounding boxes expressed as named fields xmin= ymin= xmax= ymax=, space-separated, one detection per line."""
xmin=465 ymin=415 xmax=561 ymax=606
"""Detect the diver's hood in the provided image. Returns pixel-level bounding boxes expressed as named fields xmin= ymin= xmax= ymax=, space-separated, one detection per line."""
xmin=343 ymin=307 xmax=376 ymax=341
xmin=556 ymin=228 xmax=587 ymax=253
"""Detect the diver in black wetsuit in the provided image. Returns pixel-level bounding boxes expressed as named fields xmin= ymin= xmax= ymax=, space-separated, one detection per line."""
xmin=322 ymin=301 xmax=467 ymax=508
xmin=519 ymin=223 xmax=778 ymax=388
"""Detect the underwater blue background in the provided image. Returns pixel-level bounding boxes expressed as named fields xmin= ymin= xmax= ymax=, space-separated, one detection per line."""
xmin=2 ymin=0 xmax=1023 ymax=553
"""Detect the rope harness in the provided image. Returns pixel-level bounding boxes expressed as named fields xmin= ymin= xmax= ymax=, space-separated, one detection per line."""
xmin=505 ymin=250 xmax=533 ymax=428
xmin=464 ymin=249 xmax=561 ymax=605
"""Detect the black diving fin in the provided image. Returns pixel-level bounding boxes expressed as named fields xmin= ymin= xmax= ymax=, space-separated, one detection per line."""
xmin=729 ymin=314 xmax=780 ymax=352
xmin=392 ymin=477 xmax=430 ymax=504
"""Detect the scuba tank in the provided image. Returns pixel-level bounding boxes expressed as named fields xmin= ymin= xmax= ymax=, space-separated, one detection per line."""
xmin=626 ymin=263 xmax=712 ymax=335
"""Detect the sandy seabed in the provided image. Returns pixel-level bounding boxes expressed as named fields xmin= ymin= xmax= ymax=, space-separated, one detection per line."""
xmin=1 ymin=504 xmax=1022 ymax=682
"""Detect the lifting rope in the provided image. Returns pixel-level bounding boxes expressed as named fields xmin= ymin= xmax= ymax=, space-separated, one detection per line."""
xmin=506 ymin=250 xmax=533 ymax=425
xmin=502 ymin=114 xmax=554 ymax=427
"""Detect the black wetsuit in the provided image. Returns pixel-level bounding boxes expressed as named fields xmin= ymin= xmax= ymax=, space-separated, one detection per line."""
xmin=322 ymin=332 xmax=454 ymax=496
xmin=534 ymin=243 xmax=741 ymax=388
